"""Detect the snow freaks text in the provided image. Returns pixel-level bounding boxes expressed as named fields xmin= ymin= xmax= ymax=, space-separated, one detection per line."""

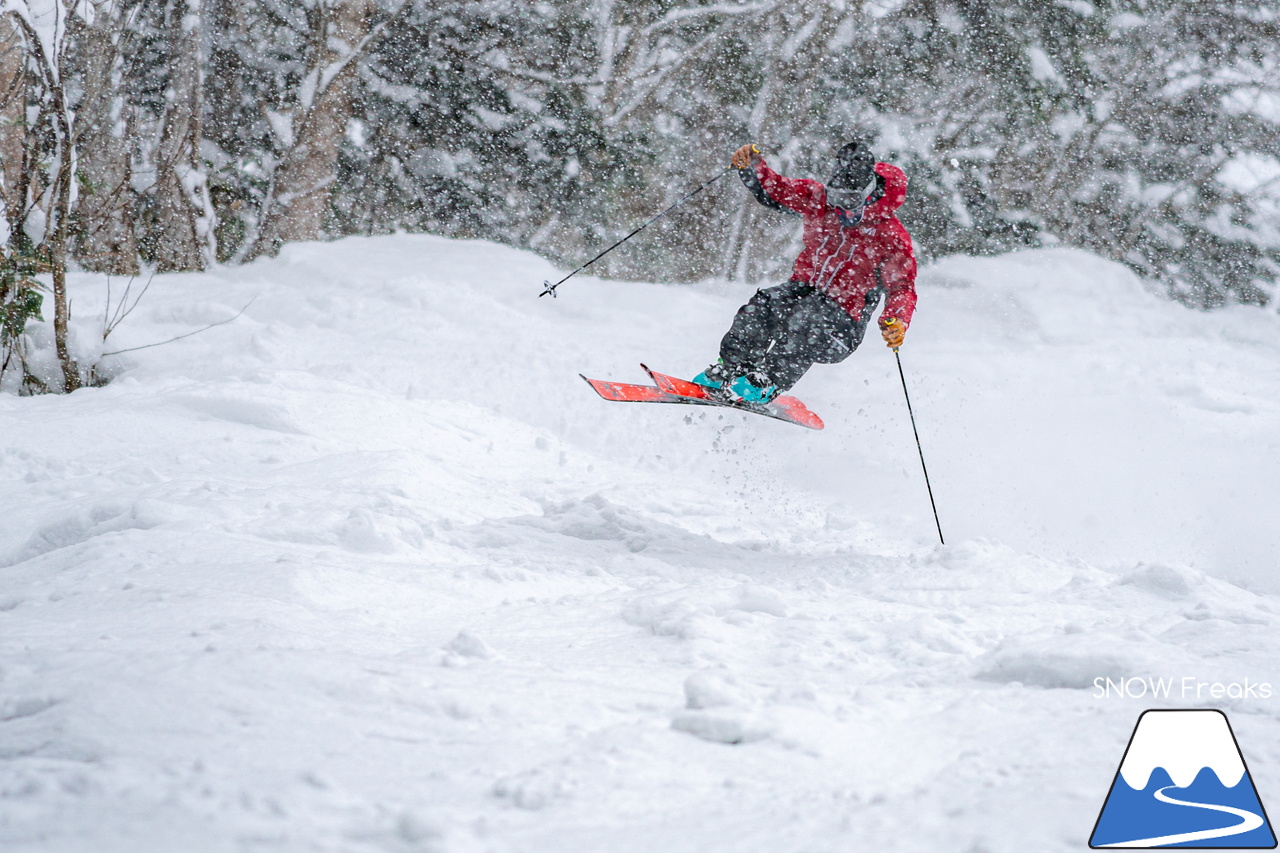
xmin=1093 ymin=677 xmax=1274 ymax=701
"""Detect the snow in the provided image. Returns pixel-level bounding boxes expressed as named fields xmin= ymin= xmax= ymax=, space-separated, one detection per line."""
xmin=1109 ymin=12 xmax=1146 ymax=31
xmin=3 ymin=234 xmax=1280 ymax=852
xmin=265 ymin=109 xmax=295 ymax=149
xmin=1219 ymin=153 xmax=1280 ymax=196
xmin=1028 ymin=46 xmax=1058 ymax=83
xmin=1 ymin=0 xmax=69 ymax=79
xmin=1055 ymin=0 xmax=1095 ymax=17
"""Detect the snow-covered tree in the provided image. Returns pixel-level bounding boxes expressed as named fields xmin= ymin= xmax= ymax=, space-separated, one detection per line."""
xmin=837 ymin=0 xmax=1280 ymax=307
xmin=148 ymin=0 xmax=216 ymax=272
xmin=69 ymin=0 xmax=138 ymax=275
xmin=4 ymin=0 xmax=1277 ymax=346
xmin=1 ymin=0 xmax=88 ymax=391
xmin=245 ymin=0 xmax=384 ymax=260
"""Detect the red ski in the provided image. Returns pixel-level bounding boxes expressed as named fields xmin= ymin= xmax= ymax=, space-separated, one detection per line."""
xmin=579 ymin=375 xmax=708 ymax=406
xmin=580 ymin=367 xmax=823 ymax=430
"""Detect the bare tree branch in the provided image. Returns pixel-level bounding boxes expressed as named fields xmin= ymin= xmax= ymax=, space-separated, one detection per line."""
xmin=102 ymin=297 xmax=256 ymax=357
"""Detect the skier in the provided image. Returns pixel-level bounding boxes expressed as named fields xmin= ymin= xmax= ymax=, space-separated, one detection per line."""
xmin=694 ymin=139 xmax=917 ymax=403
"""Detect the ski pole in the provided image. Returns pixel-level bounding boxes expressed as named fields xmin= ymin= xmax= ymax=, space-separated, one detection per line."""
xmin=539 ymin=167 xmax=734 ymax=298
xmin=884 ymin=320 xmax=944 ymax=544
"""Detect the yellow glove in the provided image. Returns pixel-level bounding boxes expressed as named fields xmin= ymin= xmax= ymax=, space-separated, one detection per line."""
xmin=731 ymin=143 xmax=761 ymax=170
xmin=879 ymin=317 xmax=906 ymax=349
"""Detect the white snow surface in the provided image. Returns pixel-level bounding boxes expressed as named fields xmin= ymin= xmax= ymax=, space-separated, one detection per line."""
xmin=3 ymin=234 xmax=1280 ymax=852
xmin=1118 ymin=710 xmax=1245 ymax=790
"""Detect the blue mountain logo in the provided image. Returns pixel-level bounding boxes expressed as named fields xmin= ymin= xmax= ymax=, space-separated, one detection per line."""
xmin=1091 ymin=709 xmax=1277 ymax=848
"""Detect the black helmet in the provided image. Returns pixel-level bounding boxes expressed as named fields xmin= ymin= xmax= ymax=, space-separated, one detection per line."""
xmin=827 ymin=139 xmax=878 ymax=210
xmin=830 ymin=140 xmax=876 ymax=187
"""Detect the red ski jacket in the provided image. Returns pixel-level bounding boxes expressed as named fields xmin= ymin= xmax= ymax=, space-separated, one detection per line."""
xmin=753 ymin=159 xmax=917 ymax=327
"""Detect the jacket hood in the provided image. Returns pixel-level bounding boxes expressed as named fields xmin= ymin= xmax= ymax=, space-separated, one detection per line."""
xmin=863 ymin=163 xmax=907 ymax=221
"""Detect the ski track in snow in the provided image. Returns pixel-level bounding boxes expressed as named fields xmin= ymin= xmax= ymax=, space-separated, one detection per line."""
xmin=2 ymin=235 xmax=1279 ymax=852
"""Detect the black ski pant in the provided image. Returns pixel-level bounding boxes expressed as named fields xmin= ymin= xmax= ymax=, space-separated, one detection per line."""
xmin=718 ymin=279 xmax=878 ymax=393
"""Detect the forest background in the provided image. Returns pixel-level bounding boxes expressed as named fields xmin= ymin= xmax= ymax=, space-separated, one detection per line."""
xmin=2 ymin=0 xmax=1279 ymax=392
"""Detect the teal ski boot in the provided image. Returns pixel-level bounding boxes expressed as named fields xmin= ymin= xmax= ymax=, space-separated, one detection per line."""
xmin=727 ymin=371 xmax=779 ymax=404
xmin=692 ymin=360 xmax=733 ymax=391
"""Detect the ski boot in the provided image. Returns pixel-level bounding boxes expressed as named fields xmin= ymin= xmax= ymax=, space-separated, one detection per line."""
xmin=694 ymin=361 xmax=779 ymax=404
xmin=725 ymin=370 xmax=779 ymax=404
xmin=692 ymin=359 xmax=735 ymax=390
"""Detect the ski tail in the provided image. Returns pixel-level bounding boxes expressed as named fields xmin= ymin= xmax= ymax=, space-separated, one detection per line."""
xmin=580 ymin=375 xmax=674 ymax=403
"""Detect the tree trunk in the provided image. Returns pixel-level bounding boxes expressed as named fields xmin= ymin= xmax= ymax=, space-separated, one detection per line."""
xmin=203 ymin=0 xmax=250 ymax=260
xmin=71 ymin=15 xmax=138 ymax=275
xmin=0 ymin=15 xmax=26 ymax=243
xmin=151 ymin=0 xmax=215 ymax=273
xmin=246 ymin=0 xmax=371 ymax=260
xmin=205 ymin=0 xmax=248 ymax=155
xmin=50 ymin=243 xmax=78 ymax=392
xmin=49 ymin=78 xmax=80 ymax=392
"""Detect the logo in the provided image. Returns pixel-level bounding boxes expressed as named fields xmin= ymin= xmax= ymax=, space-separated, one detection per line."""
xmin=1090 ymin=709 xmax=1276 ymax=848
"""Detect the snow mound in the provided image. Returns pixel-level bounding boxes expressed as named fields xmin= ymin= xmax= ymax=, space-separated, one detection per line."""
xmin=2 ymin=234 xmax=1278 ymax=852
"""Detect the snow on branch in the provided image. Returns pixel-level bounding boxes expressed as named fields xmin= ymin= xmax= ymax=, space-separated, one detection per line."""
xmin=642 ymin=0 xmax=782 ymax=38
xmin=0 ymin=0 xmax=95 ymax=83
xmin=606 ymin=17 xmax=741 ymax=127
xmin=305 ymin=0 xmax=411 ymax=112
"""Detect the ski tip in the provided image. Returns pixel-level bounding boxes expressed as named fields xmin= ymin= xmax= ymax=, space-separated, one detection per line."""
xmin=580 ymin=373 xmax=609 ymax=396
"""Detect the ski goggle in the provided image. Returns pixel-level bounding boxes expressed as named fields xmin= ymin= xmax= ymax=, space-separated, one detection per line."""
xmin=827 ymin=176 xmax=877 ymax=212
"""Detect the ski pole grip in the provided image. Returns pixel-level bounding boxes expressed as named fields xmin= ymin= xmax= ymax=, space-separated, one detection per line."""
xmin=883 ymin=317 xmax=901 ymax=351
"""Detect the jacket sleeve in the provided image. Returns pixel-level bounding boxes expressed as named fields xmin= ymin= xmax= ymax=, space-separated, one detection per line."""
xmin=753 ymin=159 xmax=825 ymax=217
xmin=878 ymin=225 xmax=918 ymax=327
xmin=738 ymin=167 xmax=801 ymax=218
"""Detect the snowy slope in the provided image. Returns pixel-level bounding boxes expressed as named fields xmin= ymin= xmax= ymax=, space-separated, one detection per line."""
xmin=2 ymin=234 xmax=1279 ymax=853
